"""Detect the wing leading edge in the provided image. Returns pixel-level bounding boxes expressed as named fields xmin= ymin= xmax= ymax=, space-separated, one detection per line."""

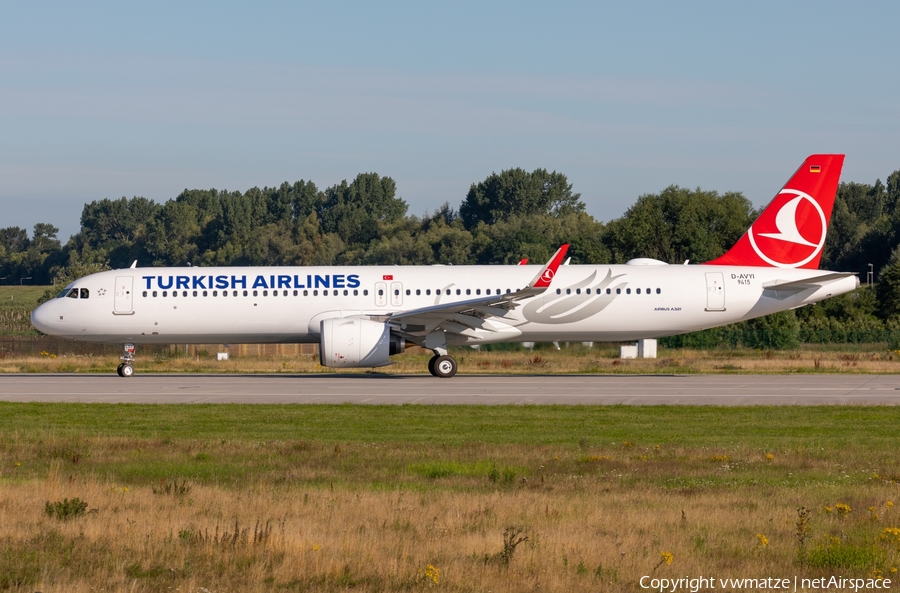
xmin=386 ymin=244 xmax=569 ymax=341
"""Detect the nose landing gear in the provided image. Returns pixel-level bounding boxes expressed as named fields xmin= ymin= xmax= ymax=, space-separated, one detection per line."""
xmin=117 ymin=343 xmax=135 ymax=377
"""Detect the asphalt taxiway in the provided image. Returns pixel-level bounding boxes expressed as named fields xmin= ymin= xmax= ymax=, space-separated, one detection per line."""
xmin=0 ymin=374 xmax=898 ymax=405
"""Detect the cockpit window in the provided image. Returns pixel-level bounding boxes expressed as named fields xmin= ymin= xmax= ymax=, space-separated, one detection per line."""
xmin=66 ymin=289 xmax=79 ymax=299
xmin=80 ymin=288 xmax=89 ymax=299
xmin=57 ymin=288 xmax=74 ymax=299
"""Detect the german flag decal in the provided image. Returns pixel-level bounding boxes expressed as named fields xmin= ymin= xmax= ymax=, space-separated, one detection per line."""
xmin=810 ymin=165 xmax=821 ymax=173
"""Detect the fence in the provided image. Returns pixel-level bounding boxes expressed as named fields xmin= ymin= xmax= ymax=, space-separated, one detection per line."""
xmin=0 ymin=336 xmax=318 ymax=358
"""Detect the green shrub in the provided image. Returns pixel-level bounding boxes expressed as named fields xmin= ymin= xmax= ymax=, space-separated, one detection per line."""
xmin=44 ymin=498 xmax=88 ymax=520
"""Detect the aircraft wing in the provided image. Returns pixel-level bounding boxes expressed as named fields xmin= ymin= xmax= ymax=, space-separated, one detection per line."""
xmin=762 ymin=272 xmax=857 ymax=292
xmin=386 ymin=245 xmax=569 ymax=339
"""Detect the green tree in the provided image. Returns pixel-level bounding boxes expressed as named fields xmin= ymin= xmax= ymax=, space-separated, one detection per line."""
xmin=876 ymin=247 xmax=900 ymax=319
xmin=602 ymin=186 xmax=754 ymax=264
xmin=460 ymin=168 xmax=584 ymax=230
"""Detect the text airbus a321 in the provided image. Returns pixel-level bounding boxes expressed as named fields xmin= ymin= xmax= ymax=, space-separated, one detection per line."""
xmin=32 ymin=154 xmax=858 ymax=378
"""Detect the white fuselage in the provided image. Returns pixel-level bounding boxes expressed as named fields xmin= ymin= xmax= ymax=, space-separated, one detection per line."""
xmin=31 ymin=262 xmax=859 ymax=345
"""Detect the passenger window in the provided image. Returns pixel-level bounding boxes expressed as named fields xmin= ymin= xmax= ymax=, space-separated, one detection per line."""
xmin=353 ymin=289 xmax=358 ymax=296
xmin=67 ymin=289 xmax=79 ymax=299
xmin=303 ymin=290 xmax=308 ymax=296
xmin=616 ymin=288 xmax=621 ymax=295
xmin=426 ymin=289 xmax=431 ymax=295
xmin=343 ymin=290 xmax=348 ymax=296
xmin=394 ymin=289 xmax=399 ymax=296
xmin=646 ymin=288 xmax=651 ymax=295
xmin=586 ymin=288 xmax=591 ymax=295
xmin=363 ymin=289 xmax=369 ymax=296
xmin=152 ymin=291 xmax=158 ymax=297
xmin=273 ymin=290 xmax=278 ymax=297
xmin=626 ymin=288 xmax=631 ymax=294
xmin=313 ymin=290 xmax=318 ymax=296
xmin=556 ymin=289 xmax=561 ymax=295
xmin=576 ymin=288 xmax=581 ymax=295
xmin=606 ymin=288 xmax=611 ymax=295
xmin=263 ymin=290 xmax=268 ymax=296
xmin=143 ymin=291 xmax=148 ymax=297
xmin=416 ymin=289 xmax=421 ymax=295
xmin=378 ymin=289 xmax=384 ymax=296
xmin=456 ymin=289 xmax=461 ymax=295
xmin=566 ymin=289 xmax=571 ymax=295
xmin=466 ymin=289 xmax=471 ymax=295
xmin=323 ymin=290 xmax=328 ymax=296
xmin=406 ymin=289 xmax=411 ymax=296
xmin=211 ymin=291 xmax=216 ymax=297
xmin=636 ymin=288 xmax=641 ymax=294
xmin=476 ymin=289 xmax=481 ymax=295
xmin=656 ymin=288 xmax=661 ymax=294
xmin=193 ymin=290 xmax=198 ymax=297
xmin=202 ymin=290 xmax=207 ymax=297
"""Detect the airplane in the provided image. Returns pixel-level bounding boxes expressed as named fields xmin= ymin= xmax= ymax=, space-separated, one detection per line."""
xmin=31 ymin=154 xmax=857 ymax=378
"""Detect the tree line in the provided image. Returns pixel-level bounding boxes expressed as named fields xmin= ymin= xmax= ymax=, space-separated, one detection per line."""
xmin=3 ymin=165 xmax=900 ymax=345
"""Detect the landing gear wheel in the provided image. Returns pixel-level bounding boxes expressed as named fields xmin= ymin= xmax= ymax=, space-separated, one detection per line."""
xmin=432 ymin=355 xmax=457 ymax=378
xmin=116 ymin=363 xmax=124 ymax=377
xmin=120 ymin=364 xmax=134 ymax=378
xmin=427 ymin=355 xmax=440 ymax=377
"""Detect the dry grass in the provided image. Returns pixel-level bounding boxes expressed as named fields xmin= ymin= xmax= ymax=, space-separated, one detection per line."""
xmin=3 ymin=426 xmax=900 ymax=591
xmin=3 ymin=343 xmax=900 ymax=375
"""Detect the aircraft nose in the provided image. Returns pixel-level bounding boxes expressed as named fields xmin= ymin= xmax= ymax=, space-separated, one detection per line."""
xmin=31 ymin=301 xmax=56 ymax=335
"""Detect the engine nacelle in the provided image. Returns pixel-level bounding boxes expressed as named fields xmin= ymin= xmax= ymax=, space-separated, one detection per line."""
xmin=319 ymin=317 xmax=405 ymax=368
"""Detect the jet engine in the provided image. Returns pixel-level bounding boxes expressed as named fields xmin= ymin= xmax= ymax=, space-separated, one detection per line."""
xmin=319 ymin=317 xmax=405 ymax=368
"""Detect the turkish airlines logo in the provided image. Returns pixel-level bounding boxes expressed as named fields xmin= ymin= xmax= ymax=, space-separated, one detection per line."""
xmin=540 ymin=269 xmax=555 ymax=283
xmin=748 ymin=189 xmax=826 ymax=268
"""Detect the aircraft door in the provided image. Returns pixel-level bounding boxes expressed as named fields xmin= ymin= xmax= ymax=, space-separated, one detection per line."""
xmin=391 ymin=282 xmax=403 ymax=307
xmin=374 ymin=282 xmax=387 ymax=307
xmin=114 ymin=276 xmax=134 ymax=314
xmin=704 ymin=272 xmax=725 ymax=311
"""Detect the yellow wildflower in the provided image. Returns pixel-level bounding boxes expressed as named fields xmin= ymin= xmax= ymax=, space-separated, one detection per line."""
xmin=756 ymin=533 xmax=769 ymax=547
xmin=890 ymin=567 xmax=898 ymax=575
xmin=312 ymin=544 xmax=320 ymax=551
xmin=423 ymin=564 xmax=440 ymax=585
xmin=835 ymin=503 xmax=851 ymax=516
xmin=765 ymin=453 xmax=774 ymax=460
xmin=824 ymin=506 xmax=833 ymax=513
xmin=887 ymin=501 xmax=894 ymax=509
xmin=660 ymin=552 xmax=674 ymax=565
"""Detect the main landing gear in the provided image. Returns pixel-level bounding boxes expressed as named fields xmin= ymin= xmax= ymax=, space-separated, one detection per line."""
xmin=117 ymin=343 xmax=135 ymax=377
xmin=427 ymin=353 xmax=458 ymax=378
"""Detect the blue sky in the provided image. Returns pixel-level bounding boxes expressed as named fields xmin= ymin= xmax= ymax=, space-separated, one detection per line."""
xmin=2 ymin=1 xmax=898 ymax=241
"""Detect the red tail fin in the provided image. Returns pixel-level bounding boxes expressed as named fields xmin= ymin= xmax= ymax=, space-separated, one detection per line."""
xmin=705 ymin=154 xmax=844 ymax=269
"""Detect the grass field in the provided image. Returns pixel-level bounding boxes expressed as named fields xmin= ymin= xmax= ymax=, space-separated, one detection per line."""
xmin=3 ymin=403 xmax=900 ymax=592
xmin=0 ymin=285 xmax=45 ymax=335
xmin=4 ymin=343 xmax=900 ymax=375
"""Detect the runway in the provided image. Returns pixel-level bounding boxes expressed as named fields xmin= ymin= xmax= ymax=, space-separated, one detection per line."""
xmin=0 ymin=373 xmax=898 ymax=404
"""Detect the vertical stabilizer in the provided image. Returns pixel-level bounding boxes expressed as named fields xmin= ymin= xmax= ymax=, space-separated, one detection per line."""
xmin=705 ymin=154 xmax=844 ymax=269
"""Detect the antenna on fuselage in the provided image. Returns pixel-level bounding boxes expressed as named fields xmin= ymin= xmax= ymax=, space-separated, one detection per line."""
xmin=130 ymin=260 xmax=137 ymax=269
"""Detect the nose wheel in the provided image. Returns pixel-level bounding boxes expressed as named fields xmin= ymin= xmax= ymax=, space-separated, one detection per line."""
xmin=428 ymin=354 xmax=457 ymax=378
xmin=118 ymin=343 xmax=136 ymax=377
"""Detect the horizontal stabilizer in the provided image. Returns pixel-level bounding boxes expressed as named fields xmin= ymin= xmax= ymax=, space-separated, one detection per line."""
xmin=762 ymin=272 xmax=856 ymax=291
